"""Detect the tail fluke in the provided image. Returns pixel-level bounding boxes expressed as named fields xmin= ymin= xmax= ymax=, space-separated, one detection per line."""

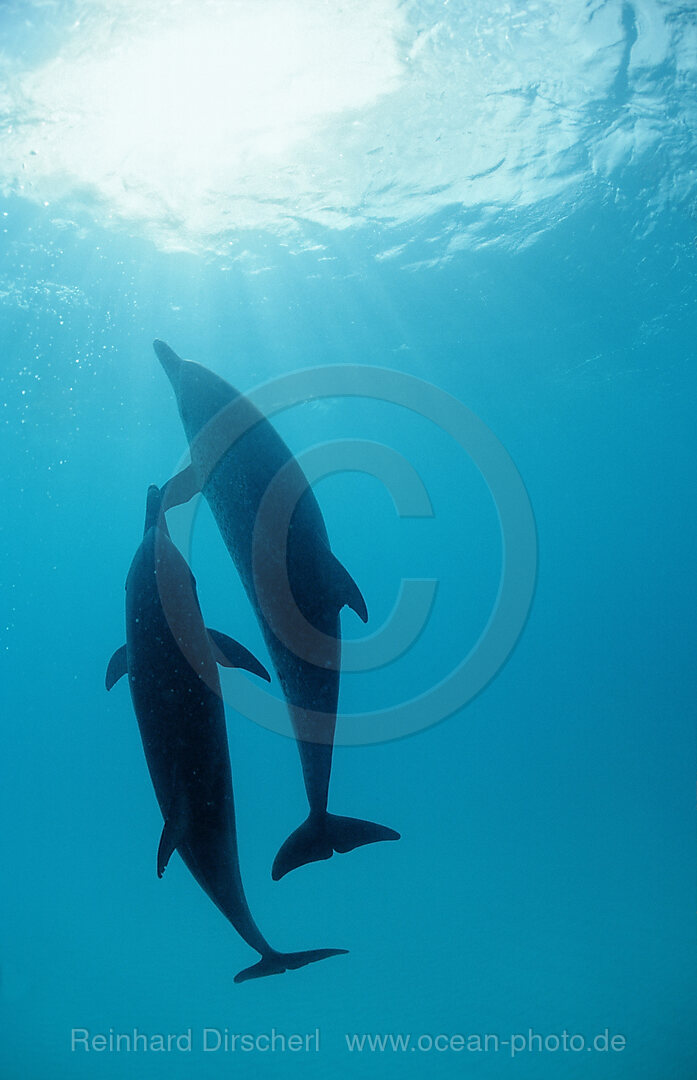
xmin=234 ymin=948 xmax=347 ymax=984
xmin=272 ymin=818 xmax=333 ymax=880
xmin=272 ymin=813 xmax=400 ymax=881
xmin=325 ymin=813 xmax=401 ymax=853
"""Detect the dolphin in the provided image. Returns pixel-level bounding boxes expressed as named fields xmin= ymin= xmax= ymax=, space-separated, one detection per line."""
xmin=153 ymin=339 xmax=400 ymax=880
xmin=105 ymin=484 xmax=347 ymax=981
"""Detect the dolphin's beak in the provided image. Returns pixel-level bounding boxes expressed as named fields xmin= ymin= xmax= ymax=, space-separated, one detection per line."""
xmin=153 ymin=339 xmax=183 ymax=383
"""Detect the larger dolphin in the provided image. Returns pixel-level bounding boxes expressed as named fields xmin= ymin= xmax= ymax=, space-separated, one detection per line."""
xmin=106 ymin=484 xmax=347 ymax=981
xmin=153 ymin=340 xmax=399 ymax=880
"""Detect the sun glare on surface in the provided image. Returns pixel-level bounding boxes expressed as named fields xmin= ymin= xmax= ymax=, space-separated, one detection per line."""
xmin=74 ymin=5 xmax=401 ymax=184
xmin=1 ymin=0 xmax=692 ymax=256
xmin=6 ymin=0 xmax=405 ymax=245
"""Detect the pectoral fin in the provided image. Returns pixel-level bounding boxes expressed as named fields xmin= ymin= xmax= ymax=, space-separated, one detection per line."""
xmin=105 ymin=645 xmax=128 ymax=691
xmin=327 ymin=552 xmax=368 ymax=623
xmin=157 ymin=817 xmax=184 ymax=878
xmin=160 ymin=464 xmax=200 ymax=512
xmin=208 ymin=630 xmax=271 ymax=681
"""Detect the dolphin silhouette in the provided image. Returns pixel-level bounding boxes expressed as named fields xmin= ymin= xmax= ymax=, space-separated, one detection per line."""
xmin=106 ymin=484 xmax=347 ymax=980
xmin=153 ymin=340 xmax=400 ymax=879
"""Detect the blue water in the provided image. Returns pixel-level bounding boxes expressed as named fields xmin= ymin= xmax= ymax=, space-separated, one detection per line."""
xmin=1 ymin=2 xmax=696 ymax=1078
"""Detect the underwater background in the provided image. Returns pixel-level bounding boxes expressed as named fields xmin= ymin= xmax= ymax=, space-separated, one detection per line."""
xmin=1 ymin=0 xmax=696 ymax=1077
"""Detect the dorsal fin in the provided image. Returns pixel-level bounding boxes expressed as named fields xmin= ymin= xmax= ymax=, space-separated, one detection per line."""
xmin=157 ymin=815 xmax=185 ymax=878
xmin=326 ymin=550 xmax=368 ymax=623
xmin=105 ymin=645 xmax=128 ymax=690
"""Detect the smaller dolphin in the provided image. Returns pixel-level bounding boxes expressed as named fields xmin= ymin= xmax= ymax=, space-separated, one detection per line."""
xmin=106 ymin=485 xmax=347 ymax=982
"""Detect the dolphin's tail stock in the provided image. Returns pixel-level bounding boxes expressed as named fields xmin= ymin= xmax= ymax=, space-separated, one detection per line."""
xmin=234 ymin=948 xmax=348 ymax=984
xmin=271 ymin=812 xmax=400 ymax=881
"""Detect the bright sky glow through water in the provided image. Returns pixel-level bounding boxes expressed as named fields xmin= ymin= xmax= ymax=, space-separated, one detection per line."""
xmin=1 ymin=0 xmax=696 ymax=255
